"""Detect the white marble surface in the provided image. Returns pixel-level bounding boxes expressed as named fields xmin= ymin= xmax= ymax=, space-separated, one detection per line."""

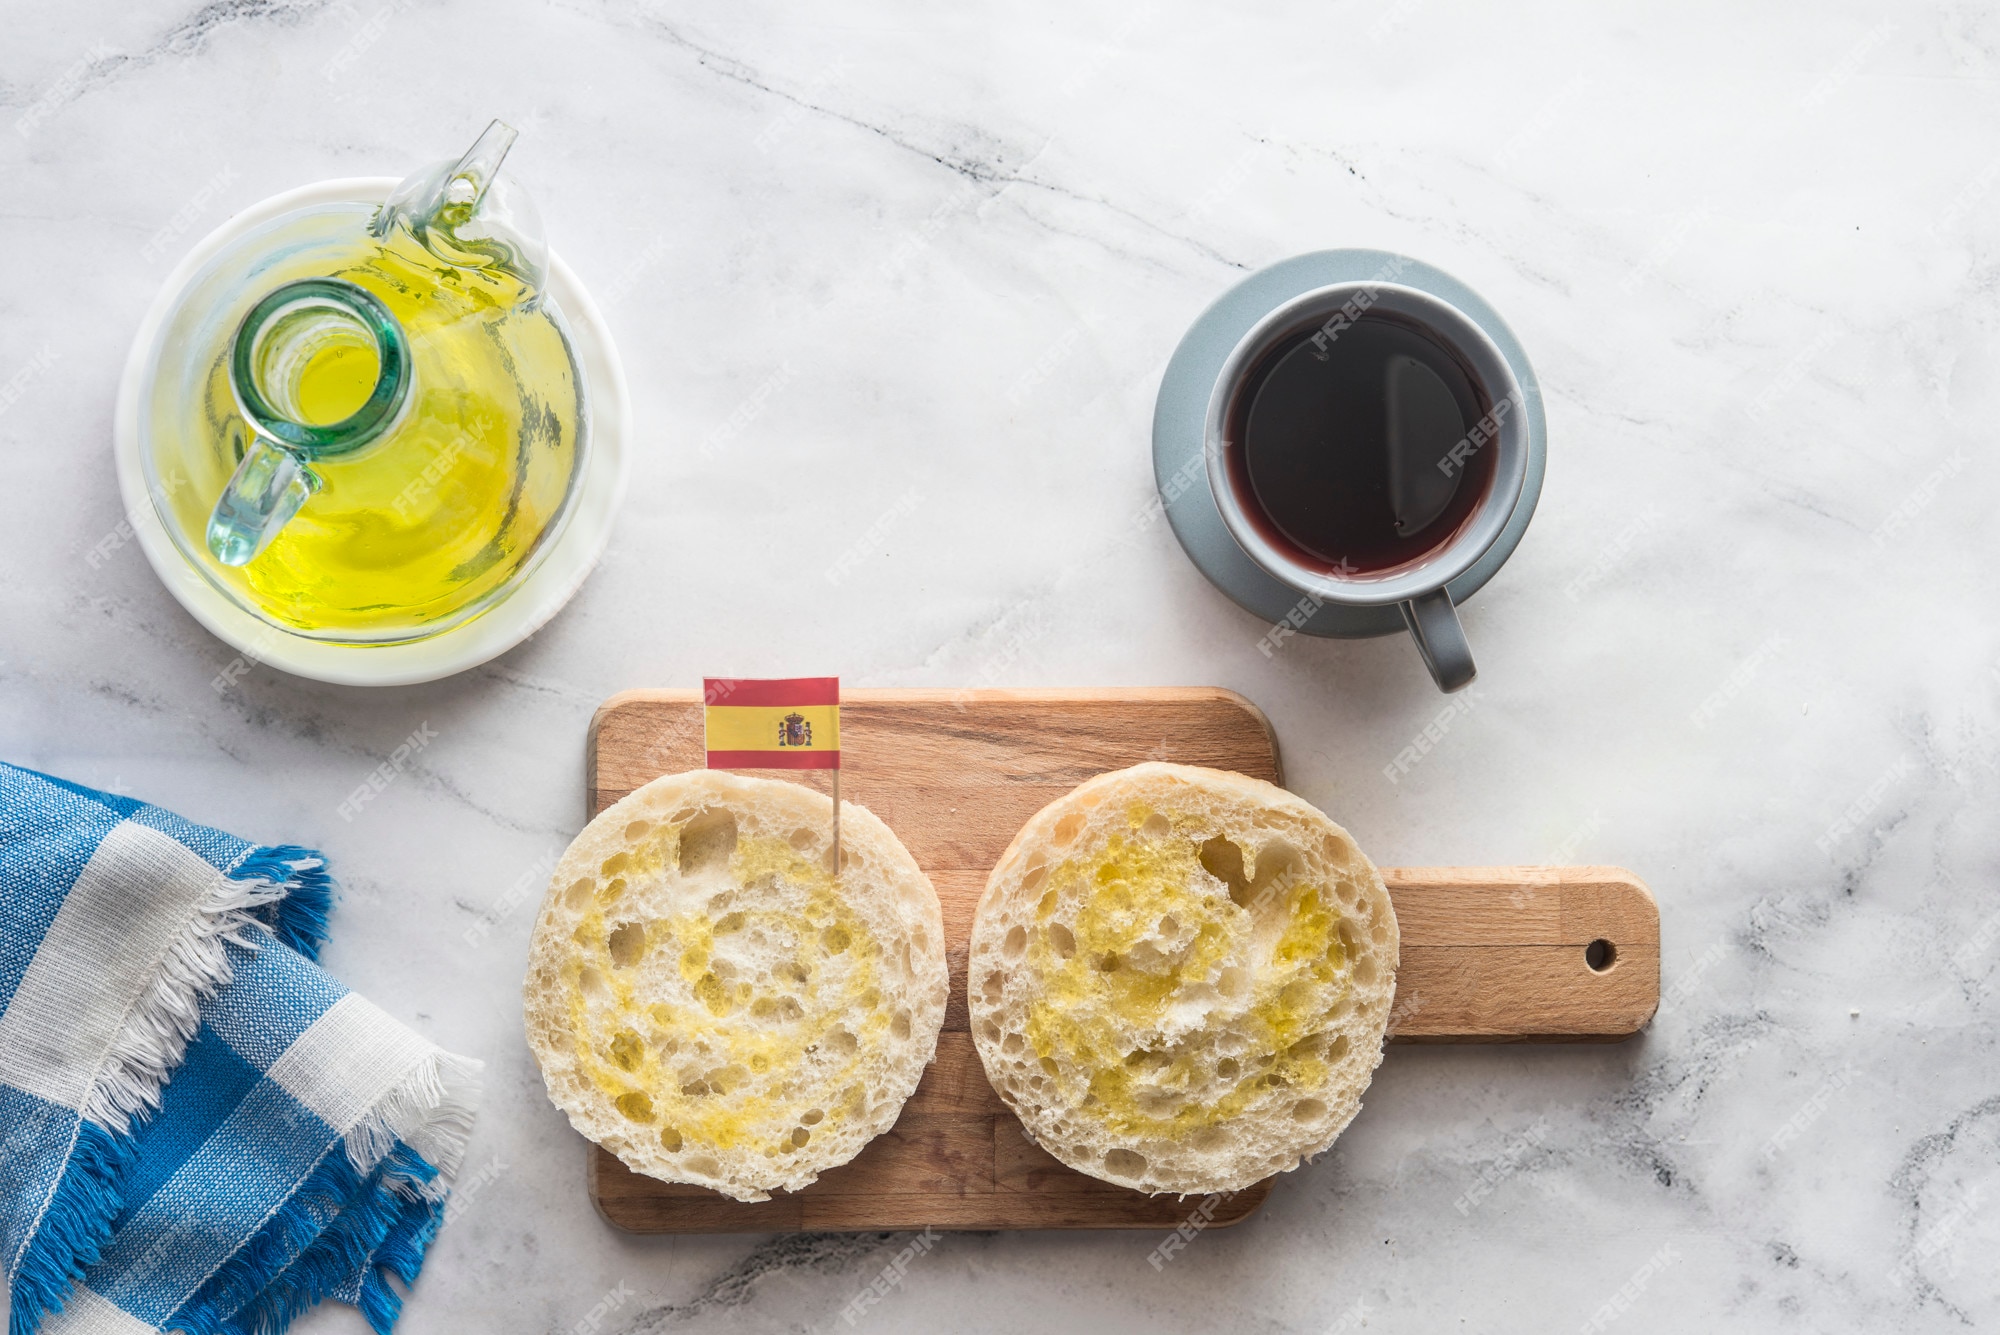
xmin=4 ymin=1 xmax=1998 ymax=1331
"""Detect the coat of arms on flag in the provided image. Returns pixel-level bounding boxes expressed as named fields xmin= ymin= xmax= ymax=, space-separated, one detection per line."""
xmin=778 ymin=712 xmax=812 ymax=748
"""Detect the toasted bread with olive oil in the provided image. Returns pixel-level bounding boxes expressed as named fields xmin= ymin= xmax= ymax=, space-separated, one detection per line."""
xmin=524 ymin=770 xmax=947 ymax=1202
xmin=967 ymin=762 xmax=1399 ymax=1195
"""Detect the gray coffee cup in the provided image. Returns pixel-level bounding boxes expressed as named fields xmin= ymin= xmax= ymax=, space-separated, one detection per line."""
xmin=1153 ymin=251 xmax=1545 ymax=693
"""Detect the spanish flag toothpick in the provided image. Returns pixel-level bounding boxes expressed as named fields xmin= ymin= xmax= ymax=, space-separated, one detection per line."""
xmin=703 ymin=677 xmax=842 ymax=870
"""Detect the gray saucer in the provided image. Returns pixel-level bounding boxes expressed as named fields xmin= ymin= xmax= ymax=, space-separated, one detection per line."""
xmin=1150 ymin=250 xmax=1546 ymax=637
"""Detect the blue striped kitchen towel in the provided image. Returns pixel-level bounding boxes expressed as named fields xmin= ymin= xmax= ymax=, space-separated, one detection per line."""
xmin=0 ymin=763 xmax=479 ymax=1335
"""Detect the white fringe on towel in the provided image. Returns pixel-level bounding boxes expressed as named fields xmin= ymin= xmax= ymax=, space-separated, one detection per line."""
xmin=343 ymin=1050 xmax=484 ymax=1201
xmin=79 ymin=863 xmax=308 ymax=1131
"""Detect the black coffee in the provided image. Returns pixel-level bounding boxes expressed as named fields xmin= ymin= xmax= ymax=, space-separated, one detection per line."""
xmin=1226 ymin=313 xmax=1494 ymax=575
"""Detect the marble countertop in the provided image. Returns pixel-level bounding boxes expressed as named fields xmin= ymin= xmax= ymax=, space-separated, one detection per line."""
xmin=5 ymin=1 xmax=1997 ymax=1331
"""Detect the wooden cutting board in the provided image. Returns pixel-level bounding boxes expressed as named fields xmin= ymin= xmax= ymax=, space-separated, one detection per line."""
xmin=583 ymin=688 xmax=1659 ymax=1233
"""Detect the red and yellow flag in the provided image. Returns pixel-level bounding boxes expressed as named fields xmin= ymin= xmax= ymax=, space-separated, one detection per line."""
xmin=703 ymin=677 xmax=840 ymax=771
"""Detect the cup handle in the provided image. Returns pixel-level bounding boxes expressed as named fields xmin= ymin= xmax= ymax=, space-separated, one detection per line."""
xmin=1399 ymin=588 xmax=1477 ymax=693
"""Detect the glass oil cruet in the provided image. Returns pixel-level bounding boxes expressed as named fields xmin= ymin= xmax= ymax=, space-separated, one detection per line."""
xmin=141 ymin=120 xmax=589 ymax=643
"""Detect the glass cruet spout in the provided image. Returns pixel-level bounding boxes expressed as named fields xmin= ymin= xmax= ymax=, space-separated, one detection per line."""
xmin=205 ymin=279 xmax=411 ymax=567
xmin=371 ymin=118 xmax=550 ymax=304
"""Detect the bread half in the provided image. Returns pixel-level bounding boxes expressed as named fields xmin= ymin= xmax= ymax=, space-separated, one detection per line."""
xmin=524 ymin=770 xmax=947 ymax=1202
xmin=968 ymin=762 xmax=1399 ymax=1195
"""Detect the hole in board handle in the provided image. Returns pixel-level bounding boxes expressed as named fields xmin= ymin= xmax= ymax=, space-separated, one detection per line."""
xmin=1584 ymin=938 xmax=1617 ymax=973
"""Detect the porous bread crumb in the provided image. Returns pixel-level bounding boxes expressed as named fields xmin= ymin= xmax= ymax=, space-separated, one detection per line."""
xmin=968 ymin=762 xmax=1400 ymax=1195
xmin=524 ymin=770 xmax=947 ymax=1202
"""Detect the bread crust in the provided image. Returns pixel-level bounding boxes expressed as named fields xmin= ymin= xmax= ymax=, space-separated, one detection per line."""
xmin=523 ymin=770 xmax=946 ymax=1202
xmin=968 ymin=762 xmax=1399 ymax=1195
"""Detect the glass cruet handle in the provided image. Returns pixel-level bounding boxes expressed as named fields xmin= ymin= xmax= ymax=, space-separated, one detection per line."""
xmin=206 ymin=436 xmax=320 ymax=567
xmin=205 ymin=277 xmax=410 ymax=568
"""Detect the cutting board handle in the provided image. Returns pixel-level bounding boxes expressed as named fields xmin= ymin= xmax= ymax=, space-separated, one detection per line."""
xmin=1381 ymin=865 xmax=1659 ymax=1042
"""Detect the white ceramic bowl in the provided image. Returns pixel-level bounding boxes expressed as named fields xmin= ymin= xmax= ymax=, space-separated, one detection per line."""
xmin=113 ymin=177 xmax=630 ymax=687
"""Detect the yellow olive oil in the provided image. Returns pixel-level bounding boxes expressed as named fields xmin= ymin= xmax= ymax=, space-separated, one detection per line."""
xmin=292 ymin=340 xmax=380 ymax=426
xmin=180 ymin=221 xmax=582 ymax=637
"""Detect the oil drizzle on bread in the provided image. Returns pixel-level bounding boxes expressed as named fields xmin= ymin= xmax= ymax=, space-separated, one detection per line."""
xmin=560 ymin=827 xmax=887 ymax=1166
xmin=1019 ymin=805 xmax=1352 ymax=1139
